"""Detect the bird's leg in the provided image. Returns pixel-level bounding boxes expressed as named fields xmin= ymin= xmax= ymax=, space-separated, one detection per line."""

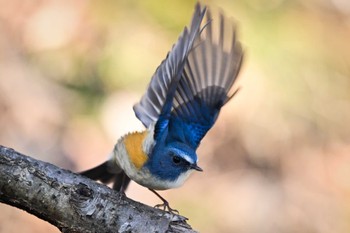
xmin=119 ymin=175 xmax=128 ymax=194
xmin=117 ymin=178 xmax=126 ymax=196
xmin=113 ymin=173 xmax=130 ymax=196
xmin=148 ymin=188 xmax=179 ymax=214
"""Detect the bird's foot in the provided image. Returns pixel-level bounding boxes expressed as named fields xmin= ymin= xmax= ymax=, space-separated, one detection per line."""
xmin=149 ymin=188 xmax=180 ymax=215
xmin=154 ymin=200 xmax=179 ymax=215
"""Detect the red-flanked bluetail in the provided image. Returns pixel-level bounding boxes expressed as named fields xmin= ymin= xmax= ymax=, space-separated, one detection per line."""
xmin=81 ymin=2 xmax=243 ymax=213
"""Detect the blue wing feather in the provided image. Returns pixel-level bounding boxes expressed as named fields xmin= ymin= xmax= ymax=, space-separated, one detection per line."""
xmin=168 ymin=9 xmax=243 ymax=149
xmin=134 ymin=4 xmax=243 ymax=149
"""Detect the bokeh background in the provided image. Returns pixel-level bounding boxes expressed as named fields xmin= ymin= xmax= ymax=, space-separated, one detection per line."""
xmin=0 ymin=0 xmax=350 ymax=232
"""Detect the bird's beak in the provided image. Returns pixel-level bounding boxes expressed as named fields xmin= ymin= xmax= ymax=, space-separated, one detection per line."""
xmin=191 ymin=163 xmax=203 ymax=172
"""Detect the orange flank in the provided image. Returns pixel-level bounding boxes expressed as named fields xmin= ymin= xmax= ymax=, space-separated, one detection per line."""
xmin=124 ymin=131 xmax=148 ymax=169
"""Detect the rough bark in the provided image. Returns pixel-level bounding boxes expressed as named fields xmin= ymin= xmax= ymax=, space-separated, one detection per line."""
xmin=0 ymin=145 xmax=197 ymax=233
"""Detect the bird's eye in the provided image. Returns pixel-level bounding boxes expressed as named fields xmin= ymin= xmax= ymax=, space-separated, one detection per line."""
xmin=172 ymin=156 xmax=181 ymax=165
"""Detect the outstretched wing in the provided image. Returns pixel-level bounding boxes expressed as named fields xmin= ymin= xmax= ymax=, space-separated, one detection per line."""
xmin=133 ymin=4 xmax=243 ymax=148
xmin=133 ymin=3 xmax=206 ymax=128
xmin=169 ymin=8 xmax=243 ymax=148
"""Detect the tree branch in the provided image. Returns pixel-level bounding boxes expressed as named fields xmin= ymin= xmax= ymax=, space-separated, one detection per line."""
xmin=0 ymin=145 xmax=197 ymax=233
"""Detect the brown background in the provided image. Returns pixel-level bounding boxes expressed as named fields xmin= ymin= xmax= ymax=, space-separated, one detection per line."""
xmin=0 ymin=0 xmax=349 ymax=232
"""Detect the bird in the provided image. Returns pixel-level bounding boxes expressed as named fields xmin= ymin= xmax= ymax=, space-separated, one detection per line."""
xmin=80 ymin=3 xmax=243 ymax=213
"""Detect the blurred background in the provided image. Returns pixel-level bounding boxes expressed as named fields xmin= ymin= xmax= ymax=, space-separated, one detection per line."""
xmin=0 ymin=0 xmax=350 ymax=232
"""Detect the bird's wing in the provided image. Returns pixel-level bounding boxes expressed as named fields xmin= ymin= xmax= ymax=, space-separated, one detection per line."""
xmin=169 ymin=8 xmax=243 ymax=148
xmin=133 ymin=3 xmax=206 ymax=129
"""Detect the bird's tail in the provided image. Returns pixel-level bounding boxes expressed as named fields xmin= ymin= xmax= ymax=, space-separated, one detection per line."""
xmin=80 ymin=162 xmax=130 ymax=192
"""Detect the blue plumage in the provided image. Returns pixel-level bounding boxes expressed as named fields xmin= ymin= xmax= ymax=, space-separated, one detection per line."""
xmin=145 ymin=141 xmax=197 ymax=182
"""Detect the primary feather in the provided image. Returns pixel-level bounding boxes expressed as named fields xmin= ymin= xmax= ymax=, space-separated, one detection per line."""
xmin=133 ymin=3 xmax=206 ymax=128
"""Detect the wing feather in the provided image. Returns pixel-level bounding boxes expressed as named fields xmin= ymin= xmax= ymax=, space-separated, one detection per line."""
xmin=171 ymin=7 xmax=243 ymax=148
xmin=133 ymin=4 xmax=206 ymax=127
xmin=133 ymin=4 xmax=243 ymax=149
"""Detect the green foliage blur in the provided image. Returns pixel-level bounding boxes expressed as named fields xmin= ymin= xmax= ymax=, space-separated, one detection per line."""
xmin=0 ymin=0 xmax=349 ymax=232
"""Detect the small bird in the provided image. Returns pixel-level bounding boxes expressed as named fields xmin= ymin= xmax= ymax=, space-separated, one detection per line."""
xmin=81 ymin=3 xmax=243 ymax=212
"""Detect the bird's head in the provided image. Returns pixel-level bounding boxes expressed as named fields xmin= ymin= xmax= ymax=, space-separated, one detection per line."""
xmin=146 ymin=142 xmax=202 ymax=188
xmin=165 ymin=144 xmax=203 ymax=173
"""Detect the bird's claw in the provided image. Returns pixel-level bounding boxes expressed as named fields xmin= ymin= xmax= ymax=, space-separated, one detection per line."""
xmin=154 ymin=201 xmax=179 ymax=215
